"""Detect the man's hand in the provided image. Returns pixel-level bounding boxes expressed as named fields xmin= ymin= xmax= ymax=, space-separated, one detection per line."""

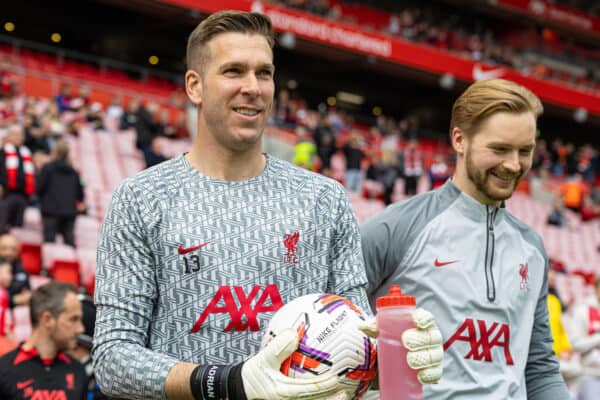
xmin=242 ymin=328 xmax=347 ymax=399
xmin=359 ymin=308 xmax=444 ymax=384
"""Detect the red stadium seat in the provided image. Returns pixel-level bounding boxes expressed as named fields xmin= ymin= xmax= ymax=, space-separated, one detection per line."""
xmin=49 ymin=260 xmax=81 ymax=287
xmin=19 ymin=243 xmax=42 ymax=275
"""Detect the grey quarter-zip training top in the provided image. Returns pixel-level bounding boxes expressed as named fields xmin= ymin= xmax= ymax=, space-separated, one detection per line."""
xmin=361 ymin=180 xmax=569 ymax=399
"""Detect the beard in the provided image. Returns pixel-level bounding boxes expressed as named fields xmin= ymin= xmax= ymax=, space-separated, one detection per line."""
xmin=465 ymin=151 xmax=524 ymax=203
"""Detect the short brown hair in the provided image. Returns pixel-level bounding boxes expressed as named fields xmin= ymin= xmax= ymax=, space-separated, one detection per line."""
xmin=186 ymin=10 xmax=275 ymax=73
xmin=30 ymin=281 xmax=78 ymax=328
xmin=450 ymin=79 xmax=543 ymax=138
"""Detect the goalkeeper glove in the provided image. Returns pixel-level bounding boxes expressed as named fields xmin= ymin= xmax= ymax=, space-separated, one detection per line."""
xmin=241 ymin=327 xmax=346 ymax=399
xmin=359 ymin=308 xmax=443 ymax=384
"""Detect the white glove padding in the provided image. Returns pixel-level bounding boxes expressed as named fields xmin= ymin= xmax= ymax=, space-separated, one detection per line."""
xmin=401 ymin=308 xmax=444 ymax=384
xmin=241 ymin=328 xmax=344 ymax=399
xmin=359 ymin=308 xmax=444 ymax=385
xmin=360 ymin=390 xmax=380 ymax=400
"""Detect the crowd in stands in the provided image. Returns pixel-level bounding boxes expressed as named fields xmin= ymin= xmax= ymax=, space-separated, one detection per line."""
xmin=0 ymin=52 xmax=191 ymax=397
xmin=0 ymin=15 xmax=599 ymax=395
xmin=271 ymin=0 xmax=600 ymax=92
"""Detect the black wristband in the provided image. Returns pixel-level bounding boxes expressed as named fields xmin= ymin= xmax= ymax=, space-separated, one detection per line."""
xmin=190 ymin=364 xmax=231 ymax=400
xmin=227 ymin=363 xmax=247 ymax=400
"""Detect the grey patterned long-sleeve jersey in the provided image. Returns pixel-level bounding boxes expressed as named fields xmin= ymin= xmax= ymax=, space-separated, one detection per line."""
xmin=361 ymin=180 xmax=569 ymax=399
xmin=92 ymin=154 xmax=370 ymax=400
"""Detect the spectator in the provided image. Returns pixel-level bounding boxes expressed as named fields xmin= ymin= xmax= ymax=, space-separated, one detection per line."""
xmin=156 ymin=109 xmax=178 ymax=139
xmin=364 ymin=152 xmax=398 ymax=205
xmin=570 ymin=278 xmax=600 ymax=399
xmin=342 ymin=130 xmax=365 ymax=193
xmin=36 ymin=140 xmax=84 ymax=247
xmin=0 ymin=258 xmax=15 ymax=357
xmin=0 ymin=234 xmax=31 ymax=308
xmin=173 ymin=113 xmax=191 ymax=139
xmin=0 ymin=282 xmax=88 ymax=399
xmin=134 ymin=101 xmax=159 ymax=167
xmin=273 ymin=89 xmax=293 ymax=128
xmin=144 ymin=137 xmax=168 ymax=168
xmin=0 ymin=259 xmax=12 ymax=337
xmin=293 ymin=126 xmax=317 ymax=170
xmin=547 ymin=196 xmax=569 ymax=228
xmin=85 ymin=102 xmax=105 ymax=131
xmin=0 ymin=101 xmax=17 ymax=128
xmin=364 ymin=153 xmax=385 ymax=201
xmin=0 ymin=125 xmax=35 ymax=233
xmin=316 ymin=130 xmax=336 ymax=173
xmin=25 ymin=115 xmax=53 ymax=155
xmin=547 ymin=268 xmax=581 ymax=383
xmin=401 ymin=138 xmax=423 ymax=196
xmin=55 ymin=84 xmax=74 ymax=113
xmin=119 ymin=98 xmax=139 ymax=130
xmin=560 ymin=173 xmax=588 ymax=213
xmin=106 ymin=96 xmax=124 ymax=122
xmin=428 ymin=153 xmax=450 ymax=190
xmin=580 ymin=195 xmax=600 ymax=222
xmin=379 ymin=151 xmax=399 ymax=205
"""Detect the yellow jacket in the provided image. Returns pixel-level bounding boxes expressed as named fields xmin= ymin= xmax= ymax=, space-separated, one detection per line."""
xmin=548 ymin=293 xmax=571 ymax=356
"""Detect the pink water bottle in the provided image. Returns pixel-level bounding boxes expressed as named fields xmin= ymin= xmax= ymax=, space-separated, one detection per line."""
xmin=376 ymin=285 xmax=422 ymax=400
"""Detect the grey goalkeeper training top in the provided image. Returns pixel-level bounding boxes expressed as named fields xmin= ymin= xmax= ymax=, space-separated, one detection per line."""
xmin=361 ymin=180 xmax=569 ymax=400
xmin=92 ymin=154 xmax=371 ymax=399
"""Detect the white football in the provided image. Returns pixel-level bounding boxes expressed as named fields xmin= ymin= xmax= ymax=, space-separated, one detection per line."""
xmin=261 ymin=293 xmax=377 ymax=399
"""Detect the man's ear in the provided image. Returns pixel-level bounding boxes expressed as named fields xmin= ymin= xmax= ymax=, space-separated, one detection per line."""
xmin=450 ymin=127 xmax=466 ymax=156
xmin=39 ymin=310 xmax=55 ymax=329
xmin=185 ymin=70 xmax=203 ymax=106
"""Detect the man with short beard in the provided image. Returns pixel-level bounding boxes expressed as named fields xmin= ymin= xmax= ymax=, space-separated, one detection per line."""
xmin=361 ymin=79 xmax=570 ymax=399
xmin=0 ymin=282 xmax=87 ymax=399
xmin=93 ymin=10 xmax=443 ymax=400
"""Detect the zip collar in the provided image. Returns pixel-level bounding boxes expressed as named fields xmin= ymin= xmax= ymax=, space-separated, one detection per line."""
xmin=442 ymin=180 xmax=505 ymax=225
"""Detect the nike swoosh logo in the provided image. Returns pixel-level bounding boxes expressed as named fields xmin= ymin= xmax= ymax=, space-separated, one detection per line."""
xmin=178 ymin=243 xmax=209 ymax=255
xmin=472 ymin=64 xmax=505 ymax=81
xmin=16 ymin=379 xmax=34 ymax=390
xmin=434 ymin=258 xmax=459 ymax=267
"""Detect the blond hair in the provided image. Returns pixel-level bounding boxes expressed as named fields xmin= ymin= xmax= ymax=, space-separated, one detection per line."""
xmin=186 ymin=10 xmax=274 ymax=74
xmin=450 ymin=79 xmax=543 ymax=138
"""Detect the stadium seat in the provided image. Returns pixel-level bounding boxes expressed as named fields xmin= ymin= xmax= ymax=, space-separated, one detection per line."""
xmin=49 ymin=260 xmax=81 ymax=287
xmin=41 ymin=243 xmax=78 ymax=271
xmin=76 ymin=248 xmax=96 ymax=290
xmin=19 ymin=243 xmax=42 ymax=275
xmin=11 ymin=306 xmax=31 ymax=343
xmin=10 ymin=227 xmax=42 ymax=246
xmin=29 ymin=274 xmax=51 ymax=290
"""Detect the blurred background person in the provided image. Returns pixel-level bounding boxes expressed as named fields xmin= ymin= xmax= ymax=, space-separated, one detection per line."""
xmin=342 ymin=130 xmax=365 ymax=193
xmin=293 ymin=125 xmax=317 ymax=170
xmin=547 ymin=268 xmax=582 ymax=387
xmin=0 ymin=282 xmax=88 ymax=399
xmin=36 ymin=140 xmax=84 ymax=247
xmin=0 ymin=258 xmax=16 ymax=357
xmin=0 ymin=234 xmax=30 ymax=308
xmin=428 ymin=153 xmax=450 ymax=190
xmin=569 ymin=277 xmax=600 ymax=399
xmin=0 ymin=125 xmax=35 ymax=233
xmin=401 ymin=138 xmax=423 ymax=196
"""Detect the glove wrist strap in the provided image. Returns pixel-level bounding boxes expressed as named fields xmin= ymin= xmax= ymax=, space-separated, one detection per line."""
xmin=190 ymin=363 xmax=246 ymax=400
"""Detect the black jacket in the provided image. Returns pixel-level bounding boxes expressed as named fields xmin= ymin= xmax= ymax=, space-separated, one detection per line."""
xmin=36 ymin=160 xmax=84 ymax=217
xmin=0 ymin=345 xmax=88 ymax=399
